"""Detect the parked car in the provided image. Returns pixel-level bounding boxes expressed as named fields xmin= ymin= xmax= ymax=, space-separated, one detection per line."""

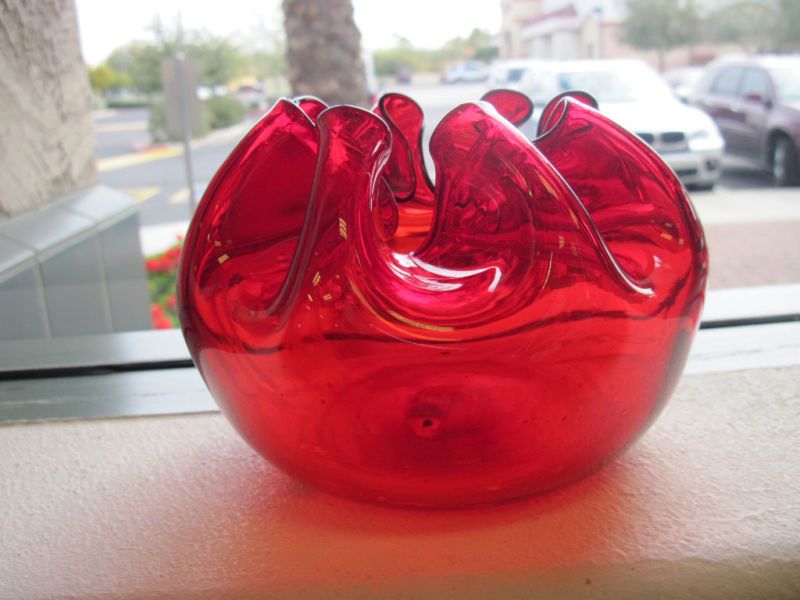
xmin=232 ymin=85 xmax=267 ymax=111
xmin=497 ymin=59 xmax=725 ymax=190
xmin=486 ymin=59 xmax=545 ymax=89
xmin=689 ymin=55 xmax=800 ymax=186
xmin=442 ymin=61 xmax=489 ymax=84
xmin=394 ymin=67 xmax=412 ymax=85
xmin=663 ymin=66 xmax=705 ymax=103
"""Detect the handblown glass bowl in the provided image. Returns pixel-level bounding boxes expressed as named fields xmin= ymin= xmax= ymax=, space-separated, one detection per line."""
xmin=177 ymin=89 xmax=708 ymax=507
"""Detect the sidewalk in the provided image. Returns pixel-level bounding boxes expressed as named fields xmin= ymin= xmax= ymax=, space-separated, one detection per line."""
xmin=691 ymin=186 xmax=800 ymax=225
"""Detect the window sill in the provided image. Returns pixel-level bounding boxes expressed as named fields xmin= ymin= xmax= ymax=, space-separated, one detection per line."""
xmin=1 ymin=362 xmax=799 ymax=598
xmin=1 ymin=287 xmax=799 ymax=597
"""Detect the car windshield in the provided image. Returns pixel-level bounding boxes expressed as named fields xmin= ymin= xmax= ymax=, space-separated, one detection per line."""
xmin=505 ymin=67 xmax=526 ymax=83
xmin=557 ymin=66 xmax=674 ymax=102
xmin=770 ymin=66 xmax=800 ymax=101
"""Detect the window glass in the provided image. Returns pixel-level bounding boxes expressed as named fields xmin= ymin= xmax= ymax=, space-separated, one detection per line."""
xmin=505 ymin=67 xmax=526 ymax=83
xmin=770 ymin=67 xmax=800 ymax=101
xmin=710 ymin=67 xmax=743 ymax=96
xmin=556 ymin=64 xmax=673 ymax=102
xmin=739 ymin=69 xmax=771 ymax=100
xmin=1 ymin=0 xmax=799 ymax=349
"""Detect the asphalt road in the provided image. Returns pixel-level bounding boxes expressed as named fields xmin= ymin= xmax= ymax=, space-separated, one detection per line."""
xmin=94 ymin=83 xmax=777 ymax=229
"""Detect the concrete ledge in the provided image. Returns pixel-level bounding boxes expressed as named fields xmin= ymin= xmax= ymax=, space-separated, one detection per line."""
xmin=1 ymin=365 xmax=799 ymax=599
xmin=0 ymin=185 xmax=150 ymax=339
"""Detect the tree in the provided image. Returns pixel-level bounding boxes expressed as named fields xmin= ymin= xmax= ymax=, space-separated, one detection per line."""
xmin=706 ymin=1 xmax=778 ymax=52
xmin=372 ymin=30 xmax=498 ymax=77
xmin=88 ymin=63 xmax=131 ymax=94
xmin=242 ymin=48 xmax=287 ymax=81
xmin=775 ymin=0 xmax=800 ymax=50
xmin=187 ymin=33 xmax=244 ymax=89
xmin=706 ymin=0 xmax=799 ymax=53
xmin=373 ymin=38 xmax=432 ymax=76
xmin=282 ymin=0 xmax=368 ymax=106
xmin=620 ymin=0 xmax=699 ymax=71
xmin=107 ymin=42 xmax=163 ymax=96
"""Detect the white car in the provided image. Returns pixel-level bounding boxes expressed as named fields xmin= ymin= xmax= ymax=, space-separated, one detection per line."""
xmin=442 ymin=61 xmax=489 ymax=84
xmin=493 ymin=59 xmax=725 ymax=190
xmin=486 ymin=59 xmax=547 ymax=89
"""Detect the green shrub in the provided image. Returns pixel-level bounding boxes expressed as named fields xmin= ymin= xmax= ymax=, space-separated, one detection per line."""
xmin=148 ymin=100 xmax=168 ymax=142
xmin=105 ymin=97 xmax=151 ymax=109
xmin=205 ymin=96 xmax=246 ymax=130
xmin=148 ymin=96 xmax=244 ymax=142
xmin=149 ymin=99 xmax=215 ymax=142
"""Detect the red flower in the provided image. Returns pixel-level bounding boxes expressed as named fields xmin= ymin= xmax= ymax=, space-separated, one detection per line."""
xmin=150 ymin=304 xmax=173 ymax=329
xmin=145 ymin=243 xmax=183 ymax=274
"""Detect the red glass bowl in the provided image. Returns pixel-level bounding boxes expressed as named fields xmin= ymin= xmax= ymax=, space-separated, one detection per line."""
xmin=177 ymin=90 xmax=708 ymax=507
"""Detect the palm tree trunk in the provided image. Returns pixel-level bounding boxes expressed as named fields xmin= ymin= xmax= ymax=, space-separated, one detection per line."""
xmin=282 ymin=0 xmax=369 ymax=106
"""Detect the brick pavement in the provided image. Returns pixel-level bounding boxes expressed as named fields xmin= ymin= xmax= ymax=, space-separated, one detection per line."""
xmin=690 ymin=187 xmax=800 ymax=289
xmin=704 ymin=220 xmax=800 ymax=289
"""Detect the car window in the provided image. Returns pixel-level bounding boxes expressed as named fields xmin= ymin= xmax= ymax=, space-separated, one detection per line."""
xmin=506 ymin=67 xmax=526 ymax=83
xmin=520 ymin=71 xmax=559 ymax=103
xmin=710 ymin=67 xmax=743 ymax=96
xmin=739 ymin=69 xmax=771 ymax=101
xmin=770 ymin=67 xmax=800 ymax=101
xmin=556 ymin=66 xmax=673 ymax=102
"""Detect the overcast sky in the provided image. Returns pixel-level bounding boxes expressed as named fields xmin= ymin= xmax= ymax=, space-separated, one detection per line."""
xmin=75 ymin=0 xmax=503 ymax=65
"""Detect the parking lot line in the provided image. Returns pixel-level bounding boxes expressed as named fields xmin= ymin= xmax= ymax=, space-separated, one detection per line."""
xmin=119 ymin=186 xmax=160 ymax=204
xmin=169 ymin=187 xmax=189 ymax=204
xmin=168 ymin=184 xmax=208 ymax=204
xmin=94 ymin=121 xmax=147 ymax=133
xmin=98 ymin=146 xmax=183 ymax=173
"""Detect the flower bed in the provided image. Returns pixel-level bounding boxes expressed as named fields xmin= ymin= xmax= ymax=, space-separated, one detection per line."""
xmin=145 ymin=239 xmax=182 ymax=329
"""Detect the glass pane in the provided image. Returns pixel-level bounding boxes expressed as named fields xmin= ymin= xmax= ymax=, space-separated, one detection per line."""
xmin=739 ymin=69 xmax=771 ymax=100
xmin=710 ymin=67 xmax=743 ymax=96
xmin=1 ymin=0 xmax=798 ymax=351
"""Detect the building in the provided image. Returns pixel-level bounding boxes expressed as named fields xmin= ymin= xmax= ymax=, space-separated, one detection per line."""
xmin=501 ymin=0 xmax=739 ymax=69
xmin=499 ymin=0 xmax=542 ymax=58
xmin=520 ymin=0 xmax=629 ymax=60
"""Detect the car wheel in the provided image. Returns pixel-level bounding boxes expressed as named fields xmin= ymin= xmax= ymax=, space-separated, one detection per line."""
xmin=772 ymin=135 xmax=800 ymax=186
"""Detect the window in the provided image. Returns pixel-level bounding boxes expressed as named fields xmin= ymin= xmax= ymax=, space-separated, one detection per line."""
xmin=2 ymin=3 xmax=800 ymax=597
xmin=0 ymin=1 xmax=797 ymax=415
xmin=739 ymin=68 xmax=771 ymax=101
xmin=710 ymin=67 xmax=743 ymax=96
xmin=770 ymin=66 xmax=800 ymax=101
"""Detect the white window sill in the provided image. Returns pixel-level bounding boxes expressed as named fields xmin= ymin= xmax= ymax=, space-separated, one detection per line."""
xmin=2 ymin=345 xmax=800 ymax=597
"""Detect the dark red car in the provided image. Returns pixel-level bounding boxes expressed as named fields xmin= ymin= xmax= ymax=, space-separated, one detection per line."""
xmin=689 ymin=55 xmax=800 ymax=185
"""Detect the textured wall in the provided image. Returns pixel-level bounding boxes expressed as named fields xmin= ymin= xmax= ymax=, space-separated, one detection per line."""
xmin=1 ymin=366 xmax=799 ymax=598
xmin=0 ymin=0 xmax=97 ymax=217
